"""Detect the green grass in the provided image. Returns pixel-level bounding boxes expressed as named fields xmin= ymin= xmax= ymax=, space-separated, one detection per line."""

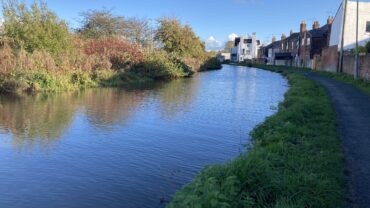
xmin=252 ymin=64 xmax=370 ymax=96
xmin=167 ymin=72 xmax=344 ymax=207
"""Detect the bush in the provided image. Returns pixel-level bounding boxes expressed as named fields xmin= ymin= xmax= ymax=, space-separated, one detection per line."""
xmin=354 ymin=46 xmax=367 ymax=55
xmin=2 ymin=0 xmax=72 ymax=55
xmin=200 ymin=57 xmax=222 ymax=71
xmin=365 ymin=41 xmax=370 ymax=53
xmin=133 ymin=51 xmax=191 ymax=80
xmin=84 ymin=39 xmax=144 ymax=70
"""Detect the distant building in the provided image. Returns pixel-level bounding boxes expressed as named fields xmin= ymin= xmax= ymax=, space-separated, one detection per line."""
xmin=231 ymin=33 xmax=261 ymax=62
xmin=330 ymin=0 xmax=370 ymax=51
xmin=217 ymin=53 xmax=231 ymax=62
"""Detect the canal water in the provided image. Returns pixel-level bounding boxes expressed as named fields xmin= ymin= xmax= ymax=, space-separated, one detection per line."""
xmin=0 ymin=65 xmax=288 ymax=208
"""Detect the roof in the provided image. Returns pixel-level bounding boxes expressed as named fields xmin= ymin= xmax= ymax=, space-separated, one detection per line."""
xmin=286 ymin=32 xmax=300 ymax=40
xmin=309 ymin=24 xmax=331 ymax=38
xmin=264 ymin=40 xmax=281 ymax=49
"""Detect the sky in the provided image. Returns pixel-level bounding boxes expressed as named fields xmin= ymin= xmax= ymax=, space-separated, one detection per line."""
xmin=0 ymin=0 xmax=347 ymax=50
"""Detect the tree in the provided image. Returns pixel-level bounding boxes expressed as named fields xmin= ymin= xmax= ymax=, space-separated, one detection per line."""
xmin=223 ymin=41 xmax=234 ymax=53
xmin=123 ymin=17 xmax=153 ymax=48
xmin=77 ymin=10 xmax=153 ymax=48
xmin=155 ymin=18 xmax=205 ymax=58
xmin=1 ymin=0 xmax=71 ymax=55
xmin=77 ymin=9 xmax=127 ymax=39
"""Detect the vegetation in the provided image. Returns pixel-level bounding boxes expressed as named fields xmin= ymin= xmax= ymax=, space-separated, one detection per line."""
xmin=155 ymin=18 xmax=205 ymax=59
xmin=0 ymin=0 xmax=221 ymax=94
xmin=168 ymin=71 xmax=344 ymax=207
xmin=1 ymin=0 xmax=72 ymax=55
xmin=366 ymin=41 xmax=370 ymax=53
xmin=200 ymin=57 xmax=222 ymax=71
xmin=253 ymin=64 xmax=370 ymax=96
xmin=354 ymin=46 xmax=367 ymax=55
xmin=223 ymin=41 xmax=234 ymax=53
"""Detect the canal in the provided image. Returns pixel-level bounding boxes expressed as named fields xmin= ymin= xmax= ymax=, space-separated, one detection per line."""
xmin=0 ymin=65 xmax=288 ymax=208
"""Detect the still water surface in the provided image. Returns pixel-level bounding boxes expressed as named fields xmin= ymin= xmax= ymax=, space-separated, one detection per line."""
xmin=0 ymin=65 xmax=288 ymax=208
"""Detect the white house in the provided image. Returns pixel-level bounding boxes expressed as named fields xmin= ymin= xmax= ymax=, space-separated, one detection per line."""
xmin=231 ymin=33 xmax=261 ymax=62
xmin=330 ymin=0 xmax=370 ymax=50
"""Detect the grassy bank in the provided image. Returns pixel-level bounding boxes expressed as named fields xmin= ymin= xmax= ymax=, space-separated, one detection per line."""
xmin=252 ymin=64 xmax=370 ymax=96
xmin=168 ymin=71 xmax=344 ymax=207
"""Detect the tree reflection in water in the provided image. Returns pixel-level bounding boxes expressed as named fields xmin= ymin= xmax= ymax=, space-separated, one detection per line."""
xmin=0 ymin=78 xmax=199 ymax=150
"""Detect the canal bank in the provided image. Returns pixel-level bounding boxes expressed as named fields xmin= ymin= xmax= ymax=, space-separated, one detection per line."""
xmin=168 ymin=66 xmax=344 ymax=207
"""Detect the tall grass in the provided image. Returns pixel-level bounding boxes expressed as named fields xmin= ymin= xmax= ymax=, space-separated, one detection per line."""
xmin=168 ymin=73 xmax=344 ymax=207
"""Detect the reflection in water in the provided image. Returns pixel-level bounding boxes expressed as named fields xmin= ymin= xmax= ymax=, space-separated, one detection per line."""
xmin=0 ymin=78 xmax=200 ymax=150
xmin=0 ymin=93 xmax=78 ymax=150
xmin=82 ymin=89 xmax=146 ymax=128
xmin=155 ymin=77 xmax=200 ymax=119
xmin=0 ymin=65 xmax=288 ymax=208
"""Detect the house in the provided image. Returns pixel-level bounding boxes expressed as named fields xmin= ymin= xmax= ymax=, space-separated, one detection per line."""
xmin=297 ymin=19 xmax=332 ymax=68
xmin=330 ymin=0 xmax=370 ymax=51
xmin=263 ymin=36 xmax=282 ymax=65
xmin=231 ymin=33 xmax=261 ymax=62
xmin=262 ymin=17 xmax=333 ymax=68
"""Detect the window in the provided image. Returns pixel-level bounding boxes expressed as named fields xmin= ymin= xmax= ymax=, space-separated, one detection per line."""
xmin=301 ymin=38 xmax=305 ymax=46
xmin=292 ymin=42 xmax=294 ymax=49
xmin=242 ymin=49 xmax=245 ymax=55
xmin=307 ymin=38 xmax=311 ymax=45
xmin=367 ymin=21 xmax=370 ymax=33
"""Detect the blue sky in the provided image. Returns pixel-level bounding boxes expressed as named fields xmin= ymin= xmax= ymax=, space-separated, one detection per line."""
xmin=1 ymin=0 xmax=346 ymax=50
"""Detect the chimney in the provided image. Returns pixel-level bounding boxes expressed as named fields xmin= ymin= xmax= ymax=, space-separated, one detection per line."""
xmin=272 ymin=36 xmax=276 ymax=43
xmin=281 ymin=33 xmax=287 ymax=41
xmin=290 ymin=30 xmax=294 ymax=36
xmin=327 ymin=16 xmax=334 ymax=25
xmin=300 ymin=21 xmax=307 ymax=33
xmin=313 ymin=21 xmax=320 ymax=30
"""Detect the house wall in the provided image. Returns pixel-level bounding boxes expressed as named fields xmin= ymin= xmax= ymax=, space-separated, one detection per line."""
xmin=315 ymin=45 xmax=339 ymax=72
xmin=342 ymin=54 xmax=370 ymax=80
xmin=330 ymin=1 xmax=370 ymax=50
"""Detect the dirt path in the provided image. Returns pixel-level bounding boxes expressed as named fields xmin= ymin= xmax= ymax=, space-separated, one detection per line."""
xmin=303 ymin=72 xmax=370 ymax=208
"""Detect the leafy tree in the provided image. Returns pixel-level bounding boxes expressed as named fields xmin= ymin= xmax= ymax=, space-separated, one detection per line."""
xmin=1 ymin=0 xmax=71 ymax=55
xmin=223 ymin=41 xmax=234 ymax=53
xmin=155 ymin=18 xmax=205 ymax=58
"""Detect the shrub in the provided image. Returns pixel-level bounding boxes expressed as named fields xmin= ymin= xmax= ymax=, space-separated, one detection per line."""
xmin=200 ymin=57 xmax=222 ymax=71
xmin=84 ymin=39 xmax=144 ymax=70
xmin=133 ymin=51 xmax=191 ymax=80
xmin=2 ymin=0 xmax=72 ymax=55
xmin=354 ymin=46 xmax=367 ymax=55
xmin=365 ymin=41 xmax=370 ymax=53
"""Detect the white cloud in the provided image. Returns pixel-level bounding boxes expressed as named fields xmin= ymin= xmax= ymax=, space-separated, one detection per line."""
xmin=228 ymin=33 xmax=238 ymax=41
xmin=205 ymin=36 xmax=223 ymax=51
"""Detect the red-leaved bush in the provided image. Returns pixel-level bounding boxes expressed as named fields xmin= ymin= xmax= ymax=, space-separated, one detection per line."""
xmin=84 ymin=39 xmax=144 ymax=70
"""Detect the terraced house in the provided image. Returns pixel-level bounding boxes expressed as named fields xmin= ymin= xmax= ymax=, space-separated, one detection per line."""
xmin=263 ymin=17 xmax=333 ymax=68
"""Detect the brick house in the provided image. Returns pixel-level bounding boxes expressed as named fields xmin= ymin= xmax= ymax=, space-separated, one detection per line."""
xmin=262 ymin=17 xmax=333 ymax=68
